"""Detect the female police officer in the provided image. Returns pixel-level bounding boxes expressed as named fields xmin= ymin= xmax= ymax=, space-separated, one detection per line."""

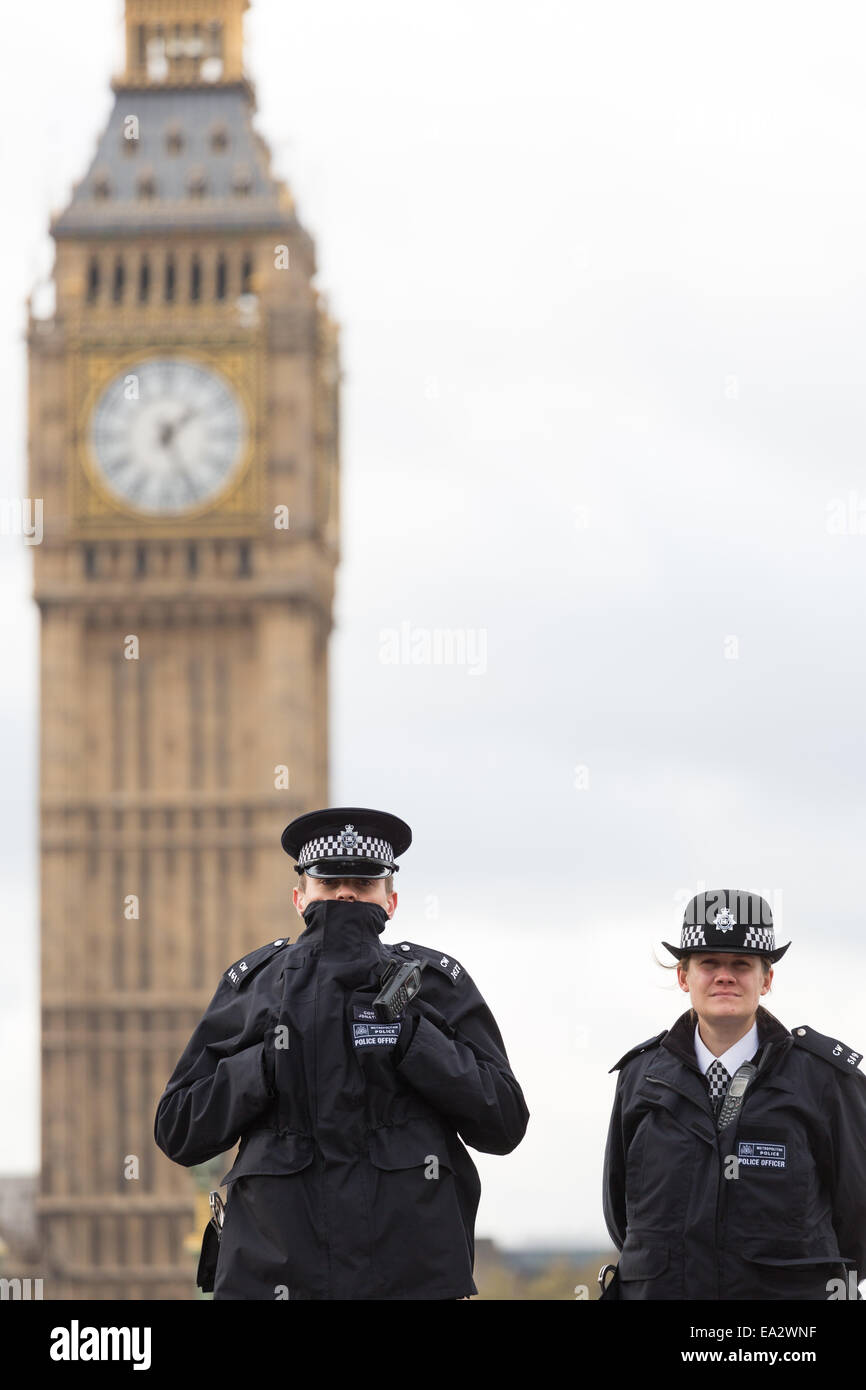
xmin=602 ymin=889 xmax=866 ymax=1300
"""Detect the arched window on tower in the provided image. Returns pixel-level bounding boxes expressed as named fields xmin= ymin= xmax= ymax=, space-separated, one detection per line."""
xmin=204 ymin=21 xmax=224 ymax=79
xmin=112 ymin=256 xmax=125 ymax=303
xmin=145 ymin=25 xmax=168 ymax=82
xmin=138 ymin=256 xmax=150 ymax=303
xmin=86 ymin=257 xmax=100 ymax=304
xmin=241 ymin=253 xmax=254 ymax=294
xmin=216 ymin=253 xmax=227 ymax=300
xmin=164 ymin=254 xmax=176 ymax=303
xmin=190 ymin=255 xmax=202 ymax=302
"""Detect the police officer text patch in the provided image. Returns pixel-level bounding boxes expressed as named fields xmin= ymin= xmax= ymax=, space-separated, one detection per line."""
xmin=352 ymin=1020 xmax=401 ymax=1048
xmin=737 ymin=1140 xmax=787 ymax=1169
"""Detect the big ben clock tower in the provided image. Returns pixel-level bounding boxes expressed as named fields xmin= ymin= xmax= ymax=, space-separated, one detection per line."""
xmin=28 ymin=0 xmax=340 ymax=1299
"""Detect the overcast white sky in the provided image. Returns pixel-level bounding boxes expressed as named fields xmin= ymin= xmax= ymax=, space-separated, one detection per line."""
xmin=2 ymin=0 xmax=866 ymax=1253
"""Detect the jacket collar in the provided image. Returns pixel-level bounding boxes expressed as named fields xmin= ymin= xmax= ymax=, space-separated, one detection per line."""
xmin=661 ymin=1005 xmax=792 ymax=1073
xmin=296 ymin=898 xmax=390 ymax=960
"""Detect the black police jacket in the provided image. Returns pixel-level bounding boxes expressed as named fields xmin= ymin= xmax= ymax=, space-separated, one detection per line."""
xmin=603 ymin=1006 xmax=866 ymax=1300
xmin=154 ymin=898 xmax=529 ymax=1299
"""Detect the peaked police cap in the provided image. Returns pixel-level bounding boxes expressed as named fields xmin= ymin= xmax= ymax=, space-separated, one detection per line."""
xmin=280 ymin=807 xmax=412 ymax=878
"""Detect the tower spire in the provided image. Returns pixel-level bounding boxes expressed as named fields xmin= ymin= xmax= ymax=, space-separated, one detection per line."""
xmin=119 ymin=0 xmax=250 ymax=87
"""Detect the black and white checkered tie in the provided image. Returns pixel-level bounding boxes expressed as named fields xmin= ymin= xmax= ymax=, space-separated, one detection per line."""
xmin=706 ymin=1059 xmax=731 ymax=1114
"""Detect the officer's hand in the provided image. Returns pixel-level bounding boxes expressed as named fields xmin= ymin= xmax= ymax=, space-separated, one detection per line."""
xmin=349 ymin=987 xmax=412 ymax=1067
xmin=398 ymin=994 xmax=455 ymax=1039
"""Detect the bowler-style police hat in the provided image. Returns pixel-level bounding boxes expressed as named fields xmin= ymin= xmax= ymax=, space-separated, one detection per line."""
xmin=280 ymin=807 xmax=412 ymax=879
xmin=663 ymin=889 xmax=790 ymax=963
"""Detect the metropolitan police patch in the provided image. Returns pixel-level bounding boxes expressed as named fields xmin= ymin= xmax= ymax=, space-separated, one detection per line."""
xmin=352 ymin=1020 xmax=401 ymax=1049
xmin=737 ymin=1140 xmax=787 ymax=1169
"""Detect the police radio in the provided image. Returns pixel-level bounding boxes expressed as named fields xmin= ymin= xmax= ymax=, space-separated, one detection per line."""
xmin=716 ymin=1060 xmax=758 ymax=1131
xmin=373 ymin=958 xmax=425 ymax=1022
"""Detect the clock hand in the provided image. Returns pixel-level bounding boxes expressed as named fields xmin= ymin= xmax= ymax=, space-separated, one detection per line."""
xmin=173 ymin=406 xmax=198 ymax=434
xmin=157 ymin=407 xmax=197 ymax=449
xmin=167 ymin=441 xmax=207 ymax=494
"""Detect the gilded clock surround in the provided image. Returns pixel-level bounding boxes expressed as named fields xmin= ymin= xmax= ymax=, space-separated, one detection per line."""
xmin=76 ymin=345 xmax=260 ymax=529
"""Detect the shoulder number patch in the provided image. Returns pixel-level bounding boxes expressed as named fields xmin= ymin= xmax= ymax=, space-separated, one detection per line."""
xmin=390 ymin=943 xmax=465 ymax=985
xmin=224 ymin=938 xmax=289 ymax=991
xmin=792 ymin=1025 xmax=863 ymax=1073
xmin=436 ymin=953 xmax=463 ymax=984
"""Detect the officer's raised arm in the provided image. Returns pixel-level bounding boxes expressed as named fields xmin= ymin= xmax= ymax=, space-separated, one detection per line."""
xmin=153 ymin=940 xmax=283 ymax=1167
xmin=388 ymin=953 xmax=529 ymax=1155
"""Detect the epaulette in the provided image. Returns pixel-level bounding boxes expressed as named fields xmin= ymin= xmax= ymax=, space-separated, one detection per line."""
xmin=790 ymin=1025 xmax=863 ymax=1074
xmin=385 ymin=940 xmax=466 ymax=986
xmin=224 ymin=937 xmax=291 ymax=991
xmin=610 ymin=1031 xmax=667 ymax=1073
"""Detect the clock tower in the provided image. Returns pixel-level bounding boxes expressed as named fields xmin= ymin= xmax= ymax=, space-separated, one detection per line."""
xmin=28 ymin=0 xmax=340 ymax=1298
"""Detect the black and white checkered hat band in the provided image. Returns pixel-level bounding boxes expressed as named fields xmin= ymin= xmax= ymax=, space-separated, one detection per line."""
xmin=678 ymin=923 xmax=776 ymax=950
xmin=743 ymin=926 xmax=775 ymax=951
xmin=299 ymin=834 xmax=394 ymax=866
xmin=681 ymin=924 xmax=707 ymax=948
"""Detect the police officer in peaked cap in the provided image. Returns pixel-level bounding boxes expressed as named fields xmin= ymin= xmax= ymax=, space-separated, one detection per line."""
xmin=154 ymin=807 xmax=529 ymax=1300
xmin=601 ymin=888 xmax=866 ymax=1300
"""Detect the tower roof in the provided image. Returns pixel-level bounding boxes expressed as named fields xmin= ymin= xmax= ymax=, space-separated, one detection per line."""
xmin=50 ymin=84 xmax=299 ymax=238
xmin=50 ymin=2 xmax=308 ymax=240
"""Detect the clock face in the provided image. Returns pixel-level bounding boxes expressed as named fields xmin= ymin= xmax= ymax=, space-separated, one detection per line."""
xmin=88 ymin=357 xmax=247 ymax=515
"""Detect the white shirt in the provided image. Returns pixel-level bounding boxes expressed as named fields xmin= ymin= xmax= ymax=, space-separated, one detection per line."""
xmin=694 ymin=1020 xmax=759 ymax=1079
